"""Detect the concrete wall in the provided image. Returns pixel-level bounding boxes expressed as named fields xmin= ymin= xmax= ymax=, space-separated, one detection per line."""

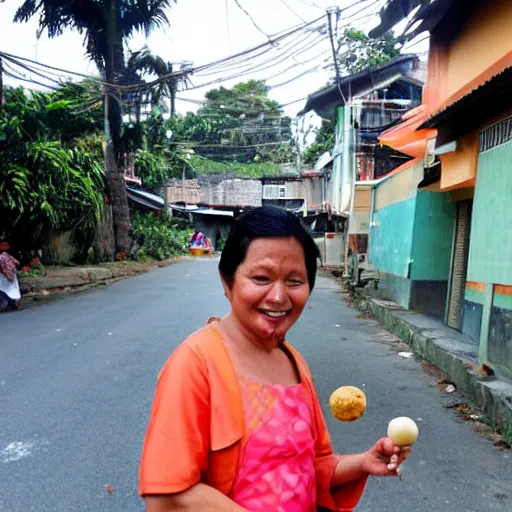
xmin=350 ymin=185 xmax=372 ymax=235
xmin=410 ymin=190 xmax=456 ymax=281
xmin=467 ymin=142 xmax=512 ymax=284
xmin=165 ymin=180 xmax=201 ymax=204
xmin=425 ymin=0 xmax=512 ymax=193
xmin=198 ymin=175 xmax=262 ymax=207
xmin=446 ymin=0 xmax=512 ymax=98
xmin=370 ymin=163 xmax=423 ymax=308
xmin=303 ymin=176 xmax=324 ymax=210
xmin=464 ymin=139 xmax=512 ymax=374
xmin=409 ymin=189 xmax=456 ymax=317
xmin=439 ymin=132 xmax=478 ymax=191
xmin=370 ymin=162 xmax=456 ymax=317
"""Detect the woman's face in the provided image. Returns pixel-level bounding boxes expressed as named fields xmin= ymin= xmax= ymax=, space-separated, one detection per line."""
xmin=223 ymin=237 xmax=311 ymax=345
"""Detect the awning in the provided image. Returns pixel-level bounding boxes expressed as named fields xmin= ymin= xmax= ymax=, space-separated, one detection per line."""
xmin=419 ymin=51 xmax=512 ymax=144
xmin=379 ymin=104 xmax=437 ymax=157
xmin=382 ymin=156 xmax=422 ymax=180
xmin=171 ymin=204 xmax=234 ymax=218
xmin=126 ymin=187 xmax=164 ymax=210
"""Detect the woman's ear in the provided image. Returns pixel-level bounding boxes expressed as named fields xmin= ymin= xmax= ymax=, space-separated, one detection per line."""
xmin=220 ymin=275 xmax=233 ymax=301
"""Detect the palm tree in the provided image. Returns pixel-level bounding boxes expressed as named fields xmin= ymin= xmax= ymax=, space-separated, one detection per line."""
xmin=127 ymin=46 xmax=192 ymax=118
xmin=14 ymin=0 xmax=174 ymax=255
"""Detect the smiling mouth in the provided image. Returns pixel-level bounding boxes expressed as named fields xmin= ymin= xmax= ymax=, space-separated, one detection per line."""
xmin=260 ymin=310 xmax=289 ymax=318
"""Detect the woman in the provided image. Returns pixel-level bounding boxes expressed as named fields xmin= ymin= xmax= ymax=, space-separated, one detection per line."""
xmin=0 ymin=242 xmax=21 ymax=312
xmin=139 ymin=207 xmax=411 ymax=511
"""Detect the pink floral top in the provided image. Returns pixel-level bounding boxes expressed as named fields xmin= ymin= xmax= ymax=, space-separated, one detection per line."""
xmin=230 ymin=379 xmax=317 ymax=512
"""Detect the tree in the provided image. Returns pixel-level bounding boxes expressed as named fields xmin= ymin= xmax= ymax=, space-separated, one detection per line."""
xmin=200 ymin=80 xmax=282 ymax=119
xmin=338 ymin=28 xmax=401 ymax=75
xmin=0 ymin=86 xmax=105 ymax=262
xmin=126 ymin=46 xmax=191 ymax=117
xmin=185 ymin=80 xmax=292 ymax=161
xmin=302 ymin=119 xmax=335 ymax=166
xmin=14 ymin=0 xmax=174 ymax=255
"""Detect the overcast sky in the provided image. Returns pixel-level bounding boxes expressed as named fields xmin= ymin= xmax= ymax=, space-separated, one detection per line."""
xmin=0 ymin=0 xmax=427 ymax=119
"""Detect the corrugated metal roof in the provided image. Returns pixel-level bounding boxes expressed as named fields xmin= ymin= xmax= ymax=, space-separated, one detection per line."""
xmin=369 ymin=0 xmax=458 ymax=39
xmin=299 ymin=55 xmax=420 ymax=118
xmin=421 ymin=51 xmax=512 ymax=129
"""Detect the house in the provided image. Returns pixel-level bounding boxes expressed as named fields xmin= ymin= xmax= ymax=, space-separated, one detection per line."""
xmin=300 ymin=55 xmax=425 ymax=270
xmin=370 ymin=0 xmax=512 ymax=378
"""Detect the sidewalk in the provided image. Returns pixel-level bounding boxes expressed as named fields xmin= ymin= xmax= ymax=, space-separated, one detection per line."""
xmin=18 ymin=259 xmax=182 ymax=305
xmin=352 ymin=293 xmax=512 ymax=436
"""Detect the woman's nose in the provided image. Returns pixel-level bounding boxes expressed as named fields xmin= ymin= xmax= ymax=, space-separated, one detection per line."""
xmin=267 ymin=281 xmax=286 ymax=303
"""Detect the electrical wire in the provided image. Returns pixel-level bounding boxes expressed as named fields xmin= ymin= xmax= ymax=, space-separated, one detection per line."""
xmin=225 ymin=0 xmax=233 ymax=44
xmin=232 ymin=0 xmax=272 ymax=41
xmin=278 ymin=0 xmax=307 ymax=23
xmin=402 ymin=34 xmax=430 ymax=51
xmin=0 ymin=16 xmax=323 ymax=94
xmin=166 ymin=140 xmax=287 ymax=148
xmin=194 ymin=28 xmax=323 ymax=77
xmin=279 ymin=95 xmax=310 ymax=108
xmin=294 ymin=0 xmax=323 ymax=10
xmin=268 ymin=62 xmax=328 ymax=89
xmin=0 ymin=0 xmax=386 ymax=100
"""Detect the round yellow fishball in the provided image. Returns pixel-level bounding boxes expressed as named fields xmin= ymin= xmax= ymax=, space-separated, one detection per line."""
xmin=329 ymin=386 xmax=367 ymax=422
xmin=387 ymin=417 xmax=419 ymax=446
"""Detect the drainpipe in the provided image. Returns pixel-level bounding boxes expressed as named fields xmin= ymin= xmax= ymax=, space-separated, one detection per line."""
xmin=369 ymin=183 xmax=376 ymax=265
xmin=343 ymin=102 xmax=360 ymax=277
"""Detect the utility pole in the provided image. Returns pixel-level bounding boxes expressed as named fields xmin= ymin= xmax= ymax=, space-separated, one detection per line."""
xmin=169 ymin=63 xmax=176 ymax=119
xmin=167 ymin=60 xmax=193 ymax=119
xmin=326 ymin=7 xmax=341 ymax=85
xmin=0 ymin=56 xmax=3 ymax=108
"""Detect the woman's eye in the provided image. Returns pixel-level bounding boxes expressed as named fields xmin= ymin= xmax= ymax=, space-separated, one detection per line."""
xmin=252 ymin=275 xmax=269 ymax=283
xmin=288 ymin=279 xmax=304 ymax=286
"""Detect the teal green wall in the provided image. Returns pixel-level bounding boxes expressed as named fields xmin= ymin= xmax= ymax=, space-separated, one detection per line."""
xmin=410 ymin=191 xmax=456 ymax=281
xmin=370 ymin=196 xmax=416 ymax=278
xmin=465 ymin=287 xmax=485 ymax=305
xmin=467 ymin=141 xmax=512 ymax=285
xmin=494 ymin=291 xmax=512 ymax=310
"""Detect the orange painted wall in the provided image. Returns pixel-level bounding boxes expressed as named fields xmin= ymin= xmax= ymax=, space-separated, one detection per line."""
xmin=446 ymin=0 xmax=512 ymax=98
xmin=423 ymin=41 xmax=449 ymax=113
xmin=439 ymin=132 xmax=478 ymax=191
xmin=430 ymin=0 xmax=512 ymax=191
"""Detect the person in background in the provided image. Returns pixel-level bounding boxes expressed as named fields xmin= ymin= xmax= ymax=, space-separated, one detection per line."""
xmin=0 ymin=242 xmax=21 ymax=312
xmin=139 ymin=207 xmax=411 ymax=512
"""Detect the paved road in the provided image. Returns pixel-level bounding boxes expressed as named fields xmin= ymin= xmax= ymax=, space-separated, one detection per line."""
xmin=1 ymin=258 xmax=510 ymax=511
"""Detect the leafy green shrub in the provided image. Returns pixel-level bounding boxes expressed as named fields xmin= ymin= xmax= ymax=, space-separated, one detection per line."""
xmin=131 ymin=211 xmax=191 ymax=261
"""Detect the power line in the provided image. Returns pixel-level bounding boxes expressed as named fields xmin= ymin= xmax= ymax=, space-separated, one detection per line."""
xmin=194 ymin=28 xmax=322 ymax=77
xmin=278 ymin=0 xmax=307 ymax=23
xmin=279 ymin=95 xmax=310 ymax=108
xmin=268 ymin=62 xmax=328 ymax=89
xmin=294 ymin=0 xmax=323 ymax=10
xmin=0 ymin=1 xmax=386 ymax=99
xmin=232 ymin=0 xmax=272 ymax=41
xmin=167 ymin=140 xmax=287 ymax=148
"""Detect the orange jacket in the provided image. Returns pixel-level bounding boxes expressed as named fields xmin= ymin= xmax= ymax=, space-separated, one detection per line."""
xmin=139 ymin=325 xmax=368 ymax=511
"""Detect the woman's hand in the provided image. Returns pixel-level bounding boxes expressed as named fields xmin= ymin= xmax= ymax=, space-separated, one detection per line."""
xmin=361 ymin=437 xmax=411 ymax=478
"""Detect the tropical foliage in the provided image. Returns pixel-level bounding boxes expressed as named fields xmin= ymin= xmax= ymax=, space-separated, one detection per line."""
xmin=131 ymin=211 xmax=191 ymax=261
xmin=0 ymin=86 xmax=104 ymax=262
xmin=14 ymin=0 xmax=176 ymax=254
xmin=339 ymin=28 xmax=401 ymax=75
xmin=302 ymin=119 xmax=335 ymax=166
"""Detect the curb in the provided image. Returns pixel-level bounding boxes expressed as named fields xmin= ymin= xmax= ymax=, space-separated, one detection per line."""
xmin=18 ymin=257 xmax=183 ymax=298
xmin=355 ymin=294 xmax=512 ymax=434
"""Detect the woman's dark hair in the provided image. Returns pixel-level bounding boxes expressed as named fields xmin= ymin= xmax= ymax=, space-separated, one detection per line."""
xmin=219 ymin=206 xmax=320 ymax=291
